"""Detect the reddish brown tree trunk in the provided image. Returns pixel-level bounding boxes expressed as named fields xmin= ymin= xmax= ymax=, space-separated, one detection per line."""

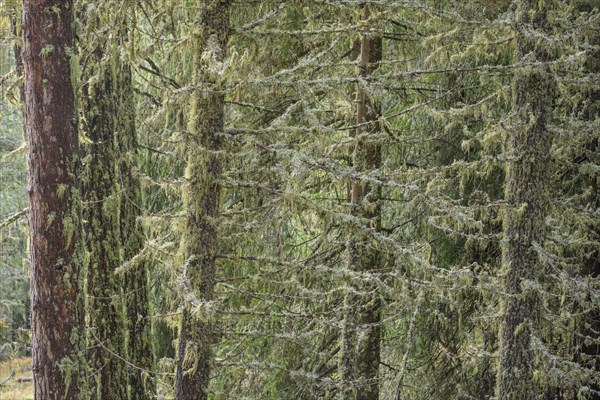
xmin=22 ymin=1 xmax=84 ymax=398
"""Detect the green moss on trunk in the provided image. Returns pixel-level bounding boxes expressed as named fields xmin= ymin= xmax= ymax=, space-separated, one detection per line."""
xmin=80 ymin=39 xmax=128 ymax=400
xmin=118 ymin=53 xmax=156 ymax=400
xmin=175 ymin=2 xmax=231 ymax=400
xmin=496 ymin=1 xmax=557 ymax=399
xmin=340 ymin=5 xmax=383 ymax=400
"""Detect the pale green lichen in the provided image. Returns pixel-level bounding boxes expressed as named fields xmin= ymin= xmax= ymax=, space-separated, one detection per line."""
xmin=62 ymin=271 xmax=71 ymax=291
xmin=57 ymin=183 xmax=68 ymax=200
xmin=47 ymin=211 xmax=56 ymax=227
xmin=40 ymin=44 xmax=55 ymax=58
xmin=63 ymin=215 xmax=76 ymax=248
xmin=65 ymin=46 xmax=80 ymax=91
xmin=57 ymin=356 xmax=76 ymax=393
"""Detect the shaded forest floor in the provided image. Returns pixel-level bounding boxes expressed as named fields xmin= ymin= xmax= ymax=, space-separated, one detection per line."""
xmin=0 ymin=358 xmax=33 ymax=400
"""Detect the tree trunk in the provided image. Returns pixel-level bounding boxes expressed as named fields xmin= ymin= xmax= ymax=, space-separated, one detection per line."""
xmin=496 ymin=1 xmax=556 ymax=399
xmin=22 ymin=1 xmax=85 ymax=398
xmin=79 ymin=4 xmax=154 ymax=398
xmin=340 ymin=5 xmax=383 ymax=400
xmin=118 ymin=52 xmax=155 ymax=400
xmin=175 ymin=1 xmax=230 ymax=399
xmin=574 ymin=1 xmax=600 ymax=397
xmin=80 ymin=38 xmax=128 ymax=400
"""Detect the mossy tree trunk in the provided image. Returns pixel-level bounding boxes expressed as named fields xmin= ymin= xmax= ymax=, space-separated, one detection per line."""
xmin=22 ymin=0 xmax=85 ymax=398
xmin=80 ymin=23 xmax=127 ymax=400
xmin=102 ymin=3 xmax=155 ymax=398
xmin=496 ymin=1 xmax=557 ymax=399
xmin=340 ymin=5 xmax=383 ymax=399
xmin=118 ymin=50 xmax=156 ymax=400
xmin=175 ymin=1 xmax=231 ymax=399
xmin=80 ymin=3 xmax=154 ymax=397
xmin=573 ymin=1 xmax=600 ymax=398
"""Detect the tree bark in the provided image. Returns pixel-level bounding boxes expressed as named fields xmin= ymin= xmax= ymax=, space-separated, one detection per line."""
xmin=340 ymin=5 xmax=383 ymax=400
xmin=80 ymin=37 xmax=128 ymax=400
xmin=79 ymin=4 xmax=154 ymax=398
xmin=119 ymin=50 xmax=156 ymax=400
xmin=175 ymin=1 xmax=230 ymax=399
xmin=573 ymin=1 xmax=600 ymax=398
xmin=496 ymin=1 xmax=556 ymax=399
xmin=22 ymin=1 xmax=85 ymax=398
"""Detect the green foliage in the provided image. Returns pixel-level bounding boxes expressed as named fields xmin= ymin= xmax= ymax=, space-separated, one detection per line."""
xmin=0 ymin=42 xmax=28 ymax=361
xmin=0 ymin=0 xmax=598 ymax=398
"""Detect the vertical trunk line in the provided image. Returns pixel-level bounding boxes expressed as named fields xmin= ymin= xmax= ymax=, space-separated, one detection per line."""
xmin=115 ymin=6 xmax=156 ymax=398
xmin=22 ymin=1 xmax=86 ymax=398
xmin=175 ymin=2 xmax=231 ymax=399
xmin=81 ymin=54 xmax=128 ymax=400
xmin=496 ymin=1 xmax=557 ymax=399
xmin=341 ymin=5 xmax=383 ymax=400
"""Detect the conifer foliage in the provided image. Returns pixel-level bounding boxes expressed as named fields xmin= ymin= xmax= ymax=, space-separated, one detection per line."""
xmin=0 ymin=0 xmax=597 ymax=399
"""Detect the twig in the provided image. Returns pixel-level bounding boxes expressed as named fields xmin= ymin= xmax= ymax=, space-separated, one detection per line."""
xmin=0 ymin=208 xmax=28 ymax=230
xmin=88 ymin=329 xmax=173 ymax=377
xmin=0 ymin=369 xmax=15 ymax=386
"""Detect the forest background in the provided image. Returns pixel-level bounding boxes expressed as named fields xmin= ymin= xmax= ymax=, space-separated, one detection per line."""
xmin=0 ymin=0 xmax=598 ymax=399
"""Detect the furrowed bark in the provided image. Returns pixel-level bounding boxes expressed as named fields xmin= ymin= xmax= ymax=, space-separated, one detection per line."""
xmin=175 ymin=1 xmax=231 ymax=399
xmin=496 ymin=1 xmax=557 ymax=399
xmin=80 ymin=40 xmax=128 ymax=400
xmin=79 ymin=4 xmax=154 ymax=397
xmin=22 ymin=1 xmax=85 ymax=398
xmin=119 ymin=54 xmax=155 ymax=400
